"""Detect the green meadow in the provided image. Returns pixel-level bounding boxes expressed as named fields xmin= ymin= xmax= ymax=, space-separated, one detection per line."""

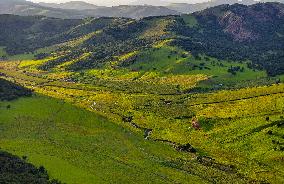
xmin=0 ymin=95 xmax=212 ymax=184
xmin=0 ymin=57 xmax=283 ymax=183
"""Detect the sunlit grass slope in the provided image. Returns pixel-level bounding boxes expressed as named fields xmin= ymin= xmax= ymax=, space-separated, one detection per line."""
xmin=1 ymin=60 xmax=284 ymax=183
xmin=0 ymin=95 xmax=211 ymax=184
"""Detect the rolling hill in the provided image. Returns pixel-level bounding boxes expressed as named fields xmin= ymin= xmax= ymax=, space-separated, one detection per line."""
xmin=167 ymin=0 xmax=284 ymax=14
xmin=1 ymin=3 xmax=281 ymax=76
xmin=0 ymin=2 xmax=284 ymax=184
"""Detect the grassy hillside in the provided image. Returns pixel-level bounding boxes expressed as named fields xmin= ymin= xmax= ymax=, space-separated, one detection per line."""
xmin=1 ymin=3 xmax=284 ymax=77
xmin=173 ymin=3 xmax=284 ymax=76
xmin=0 ymin=3 xmax=284 ymax=183
xmin=0 ymin=95 xmax=252 ymax=184
xmin=0 ymin=58 xmax=283 ymax=183
xmin=23 ymin=3 xmax=283 ymax=78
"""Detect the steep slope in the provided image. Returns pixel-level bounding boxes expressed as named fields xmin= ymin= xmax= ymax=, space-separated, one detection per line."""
xmin=0 ymin=3 xmax=283 ymax=76
xmin=0 ymin=93 xmax=250 ymax=184
xmin=172 ymin=2 xmax=284 ymax=76
xmin=0 ymin=15 xmax=130 ymax=55
xmin=0 ymin=14 xmax=82 ymax=55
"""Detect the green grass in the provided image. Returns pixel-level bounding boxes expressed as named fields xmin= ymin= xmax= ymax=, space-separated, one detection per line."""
xmin=0 ymin=46 xmax=57 ymax=61
xmin=128 ymin=46 xmax=267 ymax=89
xmin=278 ymin=74 xmax=284 ymax=82
xmin=13 ymin=44 xmax=270 ymax=92
xmin=0 ymin=95 xmax=213 ymax=184
xmin=129 ymin=46 xmax=185 ymax=73
xmin=1 ymin=83 xmax=281 ymax=183
xmin=7 ymin=53 xmax=35 ymax=60
xmin=0 ymin=48 xmax=283 ymax=183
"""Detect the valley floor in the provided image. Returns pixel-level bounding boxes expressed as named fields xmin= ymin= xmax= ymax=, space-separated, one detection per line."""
xmin=0 ymin=60 xmax=284 ymax=183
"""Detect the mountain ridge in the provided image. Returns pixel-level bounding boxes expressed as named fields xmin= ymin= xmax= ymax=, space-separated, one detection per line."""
xmin=0 ymin=2 xmax=283 ymax=76
xmin=0 ymin=0 xmax=180 ymax=19
xmin=38 ymin=1 xmax=103 ymax=10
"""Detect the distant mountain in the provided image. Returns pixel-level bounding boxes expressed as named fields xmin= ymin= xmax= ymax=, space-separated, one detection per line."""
xmin=167 ymin=2 xmax=210 ymax=13
xmin=167 ymin=0 xmax=257 ymax=13
xmin=0 ymin=0 xmax=179 ymax=19
xmin=0 ymin=0 xmax=86 ymax=19
xmin=86 ymin=5 xmax=179 ymax=19
xmin=38 ymin=1 xmax=102 ymax=10
xmin=167 ymin=0 xmax=284 ymax=14
xmin=130 ymin=0 xmax=170 ymax=6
